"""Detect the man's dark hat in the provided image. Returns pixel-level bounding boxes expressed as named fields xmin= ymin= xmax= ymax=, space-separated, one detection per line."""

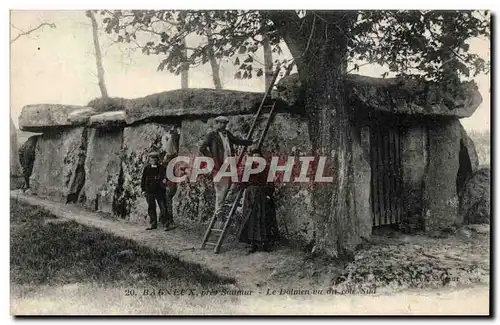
xmin=148 ymin=152 xmax=160 ymax=158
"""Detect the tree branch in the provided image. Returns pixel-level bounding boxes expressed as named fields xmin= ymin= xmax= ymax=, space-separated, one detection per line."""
xmin=304 ymin=14 xmax=316 ymax=53
xmin=264 ymin=10 xmax=306 ymax=71
xmin=10 ymin=22 xmax=56 ymax=43
xmin=346 ymin=62 xmax=370 ymax=73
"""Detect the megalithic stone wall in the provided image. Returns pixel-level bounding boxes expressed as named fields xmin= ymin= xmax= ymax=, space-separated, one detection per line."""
xmin=18 ymin=78 xmax=484 ymax=248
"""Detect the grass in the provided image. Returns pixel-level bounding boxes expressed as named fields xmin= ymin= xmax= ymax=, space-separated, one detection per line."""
xmin=10 ymin=199 xmax=234 ymax=289
xmin=10 ymin=176 xmax=25 ymax=190
xmin=9 ymin=200 xmax=490 ymax=315
xmin=87 ymin=97 xmax=130 ymax=113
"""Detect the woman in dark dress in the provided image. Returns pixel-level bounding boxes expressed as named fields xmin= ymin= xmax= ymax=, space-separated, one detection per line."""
xmin=237 ymin=148 xmax=280 ymax=254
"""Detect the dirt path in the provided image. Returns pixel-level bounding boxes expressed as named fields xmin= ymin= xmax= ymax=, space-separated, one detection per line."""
xmin=10 ymin=191 xmax=490 ymax=315
xmin=10 ymin=191 xmax=305 ymax=289
xmin=10 ymin=283 xmax=489 ymax=315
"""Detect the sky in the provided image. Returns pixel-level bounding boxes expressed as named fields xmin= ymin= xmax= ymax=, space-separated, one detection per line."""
xmin=10 ymin=10 xmax=491 ymax=132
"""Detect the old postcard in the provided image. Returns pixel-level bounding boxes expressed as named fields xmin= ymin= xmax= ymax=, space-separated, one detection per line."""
xmin=9 ymin=8 xmax=491 ymax=316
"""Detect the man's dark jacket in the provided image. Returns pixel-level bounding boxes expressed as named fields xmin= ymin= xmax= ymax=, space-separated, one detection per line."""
xmin=198 ymin=130 xmax=253 ymax=170
xmin=141 ymin=163 xmax=167 ymax=194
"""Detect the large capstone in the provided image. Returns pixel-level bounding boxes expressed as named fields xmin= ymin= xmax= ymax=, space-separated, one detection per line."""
xmin=30 ymin=127 xmax=87 ymax=203
xmin=125 ymin=89 xmax=275 ymax=125
xmin=89 ymin=111 xmax=126 ymax=129
xmin=19 ymin=104 xmax=91 ymax=132
xmin=345 ymin=74 xmax=482 ymax=118
xmin=274 ymin=73 xmax=482 ymax=119
xmin=68 ymin=107 xmax=97 ymax=125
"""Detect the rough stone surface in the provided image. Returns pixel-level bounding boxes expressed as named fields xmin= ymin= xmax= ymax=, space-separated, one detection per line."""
xmin=274 ymin=73 xmax=303 ymax=107
xmin=19 ymin=104 xmax=90 ymax=132
xmin=117 ymin=123 xmax=175 ymax=223
xmin=400 ymin=125 xmax=427 ymax=232
xmin=457 ymin=124 xmax=480 ymax=195
xmin=423 ymin=119 xmax=461 ymax=232
xmin=274 ymin=73 xmax=482 ymax=118
xmin=174 ymin=118 xmax=216 ymax=224
xmin=273 ymin=185 xmax=314 ymax=243
xmin=175 ymin=113 xmax=315 ymax=243
xmin=346 ymin=74 xmax=482 ymax=118
xmin=125 ymin=89 xmax=277 ymax=125
xmin=89 ymin=111 xmax=126 ymax=129
xmin=30 ymin=127 xmax=87 ymax=203
xmin=79 ymin=128 xmax=123 ymax=214
xmin=459 ymin=168 xmax=490 ymax=225
xmin=68 ymin=107 xmax=97 ymax=125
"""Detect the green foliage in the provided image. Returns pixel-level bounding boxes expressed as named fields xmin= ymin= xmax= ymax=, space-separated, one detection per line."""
xmin=349 ymin=11 xmax=490 ymax=81
xmin=100 ymin=10 xmax=490 ymax=84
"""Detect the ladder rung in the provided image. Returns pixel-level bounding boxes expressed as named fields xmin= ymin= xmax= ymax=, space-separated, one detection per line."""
xmin=200 ymin=67 xmax=281 ymax=253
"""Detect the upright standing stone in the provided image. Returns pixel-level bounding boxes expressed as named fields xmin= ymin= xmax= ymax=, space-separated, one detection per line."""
xmin=119 ymin=123 xmax=174 ymax=223
xmin=79 ymin=128 xmax=123 ymax=213
xmin=30 ymin=127 xmax=87 ymax=203
xmin=423 ymin=119 xmax=461 ymax=232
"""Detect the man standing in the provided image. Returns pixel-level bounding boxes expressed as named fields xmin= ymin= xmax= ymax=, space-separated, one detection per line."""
xmin=18 ymin=134 xmax=40 ymax=190
xmin=141 ymin=152 xmax=168 ymax=231
xmin=198 ymin=116 xmax=255 ymax=219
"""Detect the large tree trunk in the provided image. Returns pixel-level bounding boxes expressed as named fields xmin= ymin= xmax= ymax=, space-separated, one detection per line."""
xmin=304 ymin=54 xmax=357 ymax=257
xmin=270 ymin=11 xmax=368 ymax=258
xmin=10 ymin=115 xmax=22 ymax=177
xmin=86 ymin=10 xmax=109 ymax=98
xmin=206 ymin=25 xmax=222 ymax=89
xmin=262 ymin=25 xmax=273 ymax=90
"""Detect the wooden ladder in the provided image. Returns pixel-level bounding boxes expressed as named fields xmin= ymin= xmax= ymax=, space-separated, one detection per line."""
xmin=201 ymin=64 xmax=282 ymax=253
